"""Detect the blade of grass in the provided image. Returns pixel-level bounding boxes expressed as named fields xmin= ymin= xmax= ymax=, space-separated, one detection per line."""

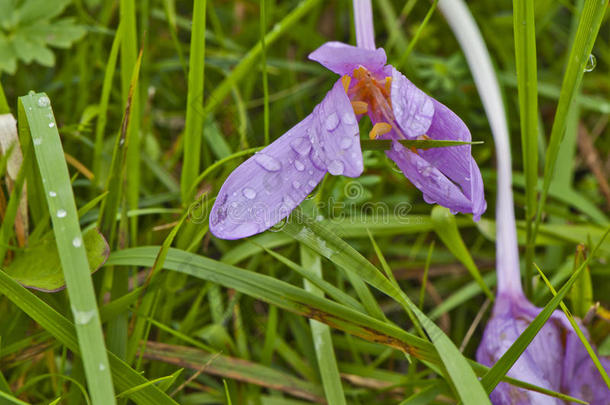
xmin=120 ymin=0 xmax=141 ymax=244
xmin=260 ymin=0 xmax=270 ymax=145
xmin=181 ymin=0 xmax=207 ymax=203
xmin=513 ymin=0 xmax=539 ymax=296
xmin=532 ymin=0 xmax=608 ymax=249
xmin=0 ymin=269 xmax=179 ymax=405
xmin=283 ymin=211 xmax=491 ymax=404
xmin=18 ymin=92 xmax=116 ymax=404
xmin=300 ymin=245 xmax=346 ymax=405
xmin=92 ymin=22 xmax=122 ymax=186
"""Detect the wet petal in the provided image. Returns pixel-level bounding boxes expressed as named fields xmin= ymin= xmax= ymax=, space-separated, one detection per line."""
xmin=476 ymin=293 xmax=564 ymax=405
xmin=390 ymin=67 xmax=434 ymax=138
xmin=308 ymin=79 xmax=362 ymax=178
xmin=308 ymin=41 xmax=387 ymax=76
xmin=210 ymin=80 xmax=362 ymax=240
xmin=209 ymin=114 xmax=326 ymax=240
xmin=386 ymin=141 xmax=473 ymax=215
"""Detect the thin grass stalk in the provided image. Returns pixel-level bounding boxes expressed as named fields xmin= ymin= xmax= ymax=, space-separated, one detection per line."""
xmin=260 ymin=0 xmax=270 ymax=145
xmin=181 ymin=0 xmax=207 ymax=203
xmin=512 ymin=0 xmax=539 ymax=296
xmin=532 ymin=0 xmax=608 ymax=246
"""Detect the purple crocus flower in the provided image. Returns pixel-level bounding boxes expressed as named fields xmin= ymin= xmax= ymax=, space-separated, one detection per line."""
xmin=469 ymin=0 xmax=610 ymax=397
xmin=209 ymin=0 xmax=486 ymax=239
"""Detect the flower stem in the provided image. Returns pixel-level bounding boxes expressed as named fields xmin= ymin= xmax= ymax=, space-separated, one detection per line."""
xmin=438 ymin=0 xmax=523 ymax=297
xmin=353 ymin=0 xmax=376 ymax=50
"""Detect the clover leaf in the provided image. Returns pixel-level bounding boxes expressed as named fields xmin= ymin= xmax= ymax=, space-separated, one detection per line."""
xmin=0 ymin=0 xmax=86 ymax=74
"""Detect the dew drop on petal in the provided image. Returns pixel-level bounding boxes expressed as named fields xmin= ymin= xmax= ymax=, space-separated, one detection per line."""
xmin=341 ymin=112 xmax=356 ymax=125
xmin=283 ymin=195 xmax=295 ymax=207
xmin=308 ymin=170 xmax=314 ymax=175
xmin=340 ymin=137 xmax=353 ymax=149
xmin=254 ymin=153 xmax=281 ymax=171
xmin=325 ymin=112 xmax=339 ymax=131
xmin=308 ymin=180 xmax=318 ymax=188
xmin=292 ymin=180 xmax=301 ymax=189
xmin=294 ymin=160 xmax=305 ymax=171
xmin=242 ymin=187 xmax=257 ymax=199
xmin=328 ymin=160 xmax=344 ymax=175
xmin=37 ymin=96 xmax=50 ymax=107
xmin=72 ymin=237 xmax=82 ymax=247
xmin=56 ymin=209 xmax=67 ymax=218
xmin=290 ymin=137 xmax=311 ymax=156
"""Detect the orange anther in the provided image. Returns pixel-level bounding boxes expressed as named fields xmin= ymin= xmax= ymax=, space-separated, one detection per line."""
xmin=341 ymin=75 xmax=351 ymax=93
xmin=384 ymin=77 xmax=392 ymax=94
xmin=369 ymin=122 xmax=392 ymax=139
xmin=351 ymin=101 xmax=368 ymax=115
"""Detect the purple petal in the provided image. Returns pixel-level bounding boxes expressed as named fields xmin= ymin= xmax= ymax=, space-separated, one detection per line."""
xmin=562 ymin=324 xmax=610 ymax=404
xmin=385 ymin=141 xmax=474 ymax=215
xmin=209 ymin=114 xmax=326 ymax=240
xmin=209 ymin=80 xmax=362 ymax=240
xmin=386 ymin=73 xmax=486 ymax=220
xmin=308 ymin=79 xmax=363 ymax=178
xmin=390 ymin=67 xmax=434 ymax=138
xmin=477 ymin=293 xmax=565 ymax=405
xmin=308 ymin=41 xmax=386 ymax=76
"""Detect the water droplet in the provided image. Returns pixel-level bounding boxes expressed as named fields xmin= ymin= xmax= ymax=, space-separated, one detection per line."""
xmin=415 ymin=159 xmax=426 ymax=172
xmin=294 ymin=160 xmax=305 ymax=171
xmin=99 ymin=363 xmax=106 ymax=371
xmin=254 ymin=153 xmax=281 ymax=171
xmin=49 ymin=191 xmax=56 ymax=197
xmin=233 ymin=222 xmax=259 ymax=236
xmin=56 ymin=209 xmax=67 ymax=218
xmin=584 ymin=54 xmax=596 ymax=72
xmin=242 ymin=187 xmax=257 ymax=199
xmin=341 ymin=112 xmax=356 ymax=125
xmin=422 ymin=166 xmax=434 ymax=177
xmin=340 ymin=137 xmax=353 ymax=149
xmin=33 ymin=138 xmax=42 ymax=146
xmin=73 ymin=309 xmax=96 ymax=325
xmin=72 ymin=237 xmax=82 ymax=247
xmin=290 ymin=137 xmax=311 ymax=156
xmin=325 ymin=112 xmax=339 ymax=131
xmin=37 ymin=96 xmax=50 ymax=108
xmin=48 ymin=122 xmax=55 ymax=128
xmin=308 ymin=170 xmax=314 ymax=175
xmin=119 ymin=138 xmax=125 ymax=146
xmin=328 ymin=160 xmax=344 ymax=175
xmin=308 ymin=180 xmax=318 ymax=188
xmin=316 ymin=215 xmax=324 ymax=222
xmin=292 ymin=180 xmax=301 ymax=189
xmin=283 ymin=195 xmax=295 ymax=207
xmin=465 ymin=176 xmax=470 ymax=181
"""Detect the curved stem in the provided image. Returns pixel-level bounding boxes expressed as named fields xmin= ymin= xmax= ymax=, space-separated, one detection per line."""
xmin=353 ymin=0 xmax=376 ymax=50
xmin=438 ymin=0 xmax=523 ymax=296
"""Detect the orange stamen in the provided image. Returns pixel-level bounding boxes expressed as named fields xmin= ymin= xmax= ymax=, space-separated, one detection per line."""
xmin=369 ymin=122 xmax=392 ymax=139
xmin=351 ymin=101 xmax=368 ymax=115
xmin=341 ymin=75 xmax=351 ymax=93
xmin=384 ymin=77 xmax=392 ymax=95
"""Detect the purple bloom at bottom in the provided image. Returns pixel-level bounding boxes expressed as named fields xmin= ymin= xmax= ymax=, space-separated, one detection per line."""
xmin=210 ymin=41 xmax=486 ymax=240
xmin=477 ymin=291 xmax=610 ymax=404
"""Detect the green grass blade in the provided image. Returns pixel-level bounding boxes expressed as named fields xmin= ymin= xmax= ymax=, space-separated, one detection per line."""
xmin=260 ymin=0 xmax=270 ymax=145
xmin=92 ymin=22 xmax=122 ymax=186
xmin=513 ymin=0 xmax=539 ymax=295
xmin=431 ymin=206 xmax=493 ymax=300
xmin=282 ymin=211 xmax=491 ymax=404
xmin=0 ymin=269 xmax=179 ymax=405
xmin=18 ymin=92 xmax=115 ymax=404
xmin=532 ymin=0 xmax=608 ymax=245
xmin=300 ymin=245 xmax=346 ymax=405
xmin=181 ymin=0 xmax=207 ymax=203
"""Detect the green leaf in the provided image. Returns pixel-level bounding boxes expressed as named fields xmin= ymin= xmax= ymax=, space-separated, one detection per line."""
xmin=360 ymin=139 xmax=483 ymax=151
xmin=21 ymin=19 xmax=87 ymax=49
xmin=6 ymin=228 xmax=109 ymax=292
xmin=15 ymin=0 xmax=71 ymax=24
